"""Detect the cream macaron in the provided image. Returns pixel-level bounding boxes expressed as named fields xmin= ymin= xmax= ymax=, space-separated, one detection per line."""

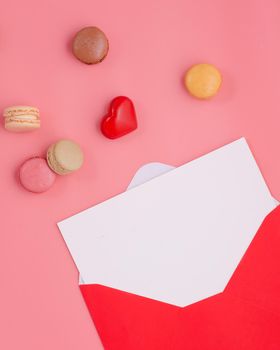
xmin=47 ymin=139 xmax=84 ymax=175
xmin=3 ymin=106 xmax=40 ymax=132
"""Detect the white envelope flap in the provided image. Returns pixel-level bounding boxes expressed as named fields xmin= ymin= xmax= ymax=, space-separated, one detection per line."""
xmin=127 ymin=162 xmax=174 ymax=190
xmin=58 ymin=138 xmax=276 ymax=307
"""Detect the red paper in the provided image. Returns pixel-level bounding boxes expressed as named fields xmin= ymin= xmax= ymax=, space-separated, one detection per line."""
xmin=80 ymin=206 xmax=280 ymax=350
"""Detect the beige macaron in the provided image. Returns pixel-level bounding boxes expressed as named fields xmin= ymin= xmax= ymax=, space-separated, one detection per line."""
xmin=3 ymin=106 xmax=40 ymax=132
xmin=47 ymin=139 xmax=84 ymax=175
xmin=184 ymin=63 xmax=222 ymax=99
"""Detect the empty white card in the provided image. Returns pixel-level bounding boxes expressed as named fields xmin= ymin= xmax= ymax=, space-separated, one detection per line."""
xmin=58 ymin=138 xmax=276 ymax=307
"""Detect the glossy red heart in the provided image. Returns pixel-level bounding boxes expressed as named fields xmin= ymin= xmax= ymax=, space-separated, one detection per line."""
xmin=101 ymin=96 xmax=138 ymax=139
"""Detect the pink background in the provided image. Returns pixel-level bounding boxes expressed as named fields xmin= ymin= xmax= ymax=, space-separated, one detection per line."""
xmin=1 ymin=0 xmax=280 ymax=349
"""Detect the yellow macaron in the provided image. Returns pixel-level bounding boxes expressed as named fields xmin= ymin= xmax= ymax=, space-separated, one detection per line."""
xmin=3 ymin=105 xmax=40 ymax=132
xmin=47 ymin=139 xmax=84 ymax=175
xmin=184 ymin=63 xmax=222 ymax=99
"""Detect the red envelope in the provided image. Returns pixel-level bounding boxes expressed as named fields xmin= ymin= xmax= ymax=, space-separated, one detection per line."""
xmin=80 ymin=205 xmax=280 ymax=350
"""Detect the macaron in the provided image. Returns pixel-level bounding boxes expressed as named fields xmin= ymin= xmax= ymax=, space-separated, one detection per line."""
xmin=72 ymin=26 xmax=109 ymax=64
xmin=19 ymin=157 xmax=56 ymax=193
xmin=184 ymin=63 xmax=222 ymax=99
xmin=47 ymin=139 xmax=84 ymax=175
xmin=4 ymin=106 xmax=40 ymax=132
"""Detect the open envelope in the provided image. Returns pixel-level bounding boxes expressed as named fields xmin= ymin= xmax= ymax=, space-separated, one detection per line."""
xmin=58 ymin=138 xmax=280 ymax=349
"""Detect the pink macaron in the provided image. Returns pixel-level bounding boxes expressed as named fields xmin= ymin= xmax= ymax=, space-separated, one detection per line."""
xmin=19 ymin=157 xmax=56 ymax=193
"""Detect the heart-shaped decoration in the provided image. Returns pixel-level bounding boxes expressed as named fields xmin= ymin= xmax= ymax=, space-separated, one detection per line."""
xmin=101 ymin=96 xmax=138 ymax=139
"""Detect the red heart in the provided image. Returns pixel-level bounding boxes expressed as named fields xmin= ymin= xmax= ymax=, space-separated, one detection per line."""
xmin=101 ymin=96 xmax=138 ymax=139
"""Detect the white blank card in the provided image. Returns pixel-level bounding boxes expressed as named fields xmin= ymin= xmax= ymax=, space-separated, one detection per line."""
xmin=58 ymin=138 xmax=276 ymax=307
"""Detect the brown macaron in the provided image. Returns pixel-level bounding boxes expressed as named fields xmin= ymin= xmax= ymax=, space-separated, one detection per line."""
xmin=72 ymin=26 xmax=109 ymax=64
